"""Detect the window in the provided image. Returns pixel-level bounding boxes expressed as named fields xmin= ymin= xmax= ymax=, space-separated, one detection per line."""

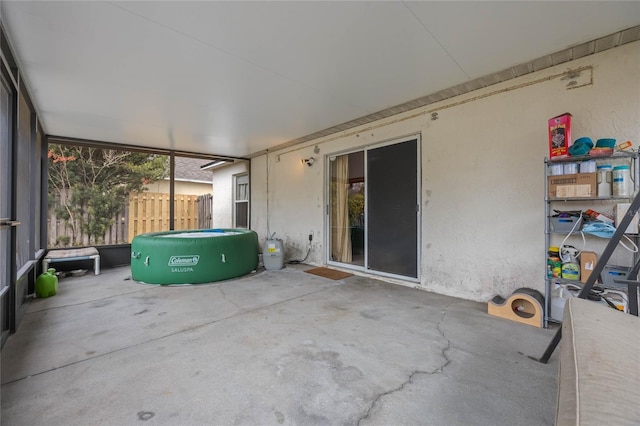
xmin=234 ymin=174 xmax=249 ymax=228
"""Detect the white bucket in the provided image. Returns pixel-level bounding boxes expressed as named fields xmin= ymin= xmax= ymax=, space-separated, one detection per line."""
xmin=612 ymin=165 xmax=632 ymax=198
xmin=597 ymin=164 xmax=612 ymax=198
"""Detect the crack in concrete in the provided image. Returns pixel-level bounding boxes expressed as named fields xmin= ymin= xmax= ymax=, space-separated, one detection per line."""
xmin=434 ymin=304 xmax=452 ymax=373
xmin=1 ymin=285 xmax=335 ymax=386
xmin=26 ymin=287 xmax=151 ymax=314
xmin=356 ymin=369 xmax=430 ymax=426
xmin=356 ymin=303 xmax=455 ymax=425
xmin=218 ymin=285 xmax=241 ymax=311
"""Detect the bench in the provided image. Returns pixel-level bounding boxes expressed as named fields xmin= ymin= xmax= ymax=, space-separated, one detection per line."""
xmin=42 ymin=247 xmax=100 ymax=275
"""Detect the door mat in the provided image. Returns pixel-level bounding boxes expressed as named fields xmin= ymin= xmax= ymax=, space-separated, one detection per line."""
xmin=304 ymin=267 xmax=353 ymax=280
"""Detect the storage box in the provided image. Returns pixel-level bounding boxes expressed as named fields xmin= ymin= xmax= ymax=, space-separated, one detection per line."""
xmin=548 ymin=113 xmax=573 ymax=159
xmin=550 ymin=216 xmax=582 ymax=233
xmin=600 ymin=264 xmax=631 ymax=287
xmin=614 ymin=203 xmax=639 ymax=234
xmin=547 ymin=173 xmax=597 ymax=198
xmin=580 ymin=251 xmax=597 ymax=283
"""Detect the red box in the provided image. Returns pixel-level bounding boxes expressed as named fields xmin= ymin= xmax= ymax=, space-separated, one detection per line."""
xmin=548 ymin=113 xmax=572 ymax=159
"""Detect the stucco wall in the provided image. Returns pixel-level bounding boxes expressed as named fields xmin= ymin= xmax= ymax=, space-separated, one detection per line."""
xmin=145 ymin=180 xmax=212 ymax=195
xmin=250 ymin=41 xmax=640 ymax=302
xmin=211 ymin=162 xmax=249 ymax=228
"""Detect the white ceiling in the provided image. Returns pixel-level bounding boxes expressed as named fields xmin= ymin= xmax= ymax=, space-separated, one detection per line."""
xmin=1 ymin=1 xmax=639 ymax=158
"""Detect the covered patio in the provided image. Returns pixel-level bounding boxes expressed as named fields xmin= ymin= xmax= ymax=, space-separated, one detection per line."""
xmin=2 ymin=265 xmax=557 ymax=425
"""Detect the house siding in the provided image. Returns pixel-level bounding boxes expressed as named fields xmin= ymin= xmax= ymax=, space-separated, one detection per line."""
xmin=211 ymin=162 xmax=250 ymax=229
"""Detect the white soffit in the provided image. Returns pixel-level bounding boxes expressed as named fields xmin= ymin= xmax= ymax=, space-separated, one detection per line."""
xmin=1 ymin=1 xmax=639 ymax=158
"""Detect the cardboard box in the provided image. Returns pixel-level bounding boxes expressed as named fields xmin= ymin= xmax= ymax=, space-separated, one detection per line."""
xmin=547 ymin=173 xmax=596 ymax=198
xmin=580 ymin=251 xmax=597 ymax=283
xmin=614 ymin=203 xmax=639 ymax=234
xmin=548 ymin=113 xmax=573 ymax=159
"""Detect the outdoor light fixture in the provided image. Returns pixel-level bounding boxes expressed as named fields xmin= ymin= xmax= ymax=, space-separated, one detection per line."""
xmin=301 ymin=157 xmax=315 ymax=167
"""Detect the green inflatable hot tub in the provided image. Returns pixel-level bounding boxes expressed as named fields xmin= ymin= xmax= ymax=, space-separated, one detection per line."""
xmin=131 ymin=229 xmax=259 ymax=285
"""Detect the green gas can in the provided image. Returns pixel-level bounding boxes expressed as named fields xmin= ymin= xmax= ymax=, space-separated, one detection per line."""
xmin=36 ymin=268 xmax=59 ymax=298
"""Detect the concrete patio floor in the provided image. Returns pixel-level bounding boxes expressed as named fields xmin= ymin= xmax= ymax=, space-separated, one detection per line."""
xmin=1 ymin=265 xmax=559 ymax=425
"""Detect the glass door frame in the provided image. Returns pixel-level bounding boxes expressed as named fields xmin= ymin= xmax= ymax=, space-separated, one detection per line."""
xmin=327 ymin=149 xmax=366 ymax=268
xmin=0 ymin=67 xmax=16 ymax=346
xmin=325 ymin=135 xmax=422 ymax=282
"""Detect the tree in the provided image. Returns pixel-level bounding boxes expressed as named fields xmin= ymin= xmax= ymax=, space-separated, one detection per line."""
xmin=348 ymin=192 xmax=365 ymax=226
xmin=48 ymin=145 xmax=168 ymax=245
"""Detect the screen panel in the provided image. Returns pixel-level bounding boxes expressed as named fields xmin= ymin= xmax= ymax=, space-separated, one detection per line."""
xmin=367 ymin=139 xmax=418 ymax=278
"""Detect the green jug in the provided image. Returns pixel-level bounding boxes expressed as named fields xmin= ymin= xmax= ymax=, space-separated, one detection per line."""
xmin=35 ymin=268 xmax=59 ymax=298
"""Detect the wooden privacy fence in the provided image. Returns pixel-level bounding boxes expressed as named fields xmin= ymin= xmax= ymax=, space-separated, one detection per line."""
xmin=48 ymin=191 xmax=213 ymax=247
xmin=128 ymin=192 xmax=199 ymax=241
xmin=198 ymin=193 xmax=213 ymax=229
xmin=47 ymin=205 xmax=128 ymax=247
xmin=47 ymin=188 xmax=129 ymax=247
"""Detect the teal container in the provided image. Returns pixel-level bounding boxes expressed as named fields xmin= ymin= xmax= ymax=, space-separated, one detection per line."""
xmin=36 ymin=268 xmax=59 ymax=298
xmin=131 ymin=229 xmax=259 ymax=285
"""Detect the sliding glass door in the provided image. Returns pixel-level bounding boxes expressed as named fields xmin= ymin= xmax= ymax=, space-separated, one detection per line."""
xmin=367 ymin=139 xmax=418 ymax=278
xmin=327 ymin=137 xmax=420 ymax=279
